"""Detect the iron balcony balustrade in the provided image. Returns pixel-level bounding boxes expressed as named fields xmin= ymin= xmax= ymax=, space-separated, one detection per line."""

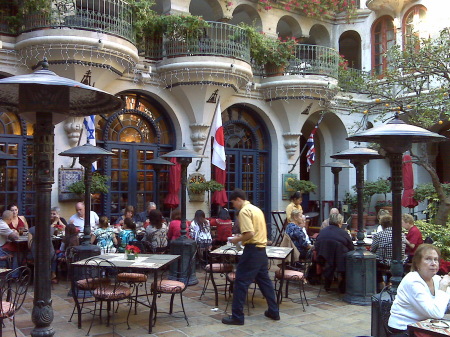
xmin=338 ymin=67 xmax=371 ymax=92
xmin=18 ymin=0 xmax=134 ymax=43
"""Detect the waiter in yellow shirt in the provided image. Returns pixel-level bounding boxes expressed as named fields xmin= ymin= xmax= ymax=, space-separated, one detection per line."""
xmin=222 ymin=189 xmax=279 ymax=325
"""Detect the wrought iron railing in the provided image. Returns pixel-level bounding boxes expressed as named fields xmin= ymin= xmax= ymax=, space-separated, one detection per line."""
xmin=280 ymin=44 xmax=340 ymax=78
xmin=338 ymin=67 xmax=371 ymax=92
xmin=20 ymin=0 xmax=133 ymax=42
xmin=144 ymin=21 xmax=250 ymax=62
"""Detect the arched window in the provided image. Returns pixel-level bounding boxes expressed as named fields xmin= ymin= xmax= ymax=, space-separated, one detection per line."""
xmin=403 ymin=5 xmax=427 ymax=47
xmin=372 ymin=16 xmax=395 ymax=76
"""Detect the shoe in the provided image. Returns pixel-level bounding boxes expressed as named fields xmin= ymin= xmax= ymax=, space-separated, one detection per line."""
xmin=264 ymin=310 xmax=280 ymax=321
xmin=222 ymin=316 xmax=244 ymax=325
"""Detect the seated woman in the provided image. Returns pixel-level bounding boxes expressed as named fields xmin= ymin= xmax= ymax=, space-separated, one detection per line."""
xmin=115 ymin=205 xmax=136 ymax=226
xmin=57 ymin=223 xmax=79 ymax=261
xmin=214 ymin=207 xmax=233 ymax=246
xmin=190 ymin=210 xmax=212 ymax=250
xmin=285 ymin=208 xmax=312 ymax=259
xmin=167 ymin=209 xmax=190 ymax=241
xmin=388 ymin=244 xmax=450 ymax=336
xmin=117 ymin=218 xmax=136 ymax=253
xmin=91 ymin=216 xmax=117 ymax=253
xmin=144 ymin=209 xmax=168 ymax=252
xmin=285 ymin=191 xmax=303 ymax=223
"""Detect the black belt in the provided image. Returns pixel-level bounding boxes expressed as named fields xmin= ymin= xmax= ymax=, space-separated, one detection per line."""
xmin=245 ymin=244 xmax=265 ymax=251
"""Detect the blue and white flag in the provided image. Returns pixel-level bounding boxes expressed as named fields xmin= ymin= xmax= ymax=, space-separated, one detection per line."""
xmin=83 ymin=115 xmax=97 ymax=171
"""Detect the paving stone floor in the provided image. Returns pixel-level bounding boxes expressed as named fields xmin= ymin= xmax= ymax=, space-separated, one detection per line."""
xmin=4 ymin=267 xmax=373 ymax=337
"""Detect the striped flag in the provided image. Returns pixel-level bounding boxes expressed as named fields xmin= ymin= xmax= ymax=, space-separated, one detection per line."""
xmin=306 ymin=127 xmax=317 ymax=172
xmin=211 ymin=100 xmax=226 ymax=170
xmin=83 ymin=115 xmax=97 ymax=171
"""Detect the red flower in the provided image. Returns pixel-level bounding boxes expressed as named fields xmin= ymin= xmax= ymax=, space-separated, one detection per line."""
xmin=125 ymin=245 xmax=141 ymax=254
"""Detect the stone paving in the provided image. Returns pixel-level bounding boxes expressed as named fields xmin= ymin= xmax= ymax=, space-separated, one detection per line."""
xmin=4 ymin=267 xmax=373 ymax=337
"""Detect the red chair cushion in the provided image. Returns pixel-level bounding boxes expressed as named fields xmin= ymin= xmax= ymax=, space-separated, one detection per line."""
xmin=0 ymin=301 xmax=14 ymax=318
xmin=117 ymin=272 xmax=148 ymax=283
xmin=205 ymin=263 xmax=233 ymax=273
xmin=275 ymin=269 xmax=304 ymax=281
xmin=77 ymin=277 xmax=110 ymax=290
xmin=93 ymin=285 xmax=131 ymax=300
xmin=154 ymin=280 xmax=185 ymax=293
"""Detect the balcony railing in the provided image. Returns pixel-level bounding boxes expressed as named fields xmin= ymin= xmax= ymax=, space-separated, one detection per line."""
xmin=20 ymin=0 xmax=133 ymax=42
xmin=0 ymin=0 xmax=18 ymax=34
xmin=144 ymin=21 xmax=250 ymax=62
xmin=338 ymin=67 xmax=371 ymax=92
xmin=263 ymin=45 xmax=340 ymax=78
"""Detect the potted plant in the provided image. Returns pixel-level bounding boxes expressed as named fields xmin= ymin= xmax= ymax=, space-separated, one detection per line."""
xmin=238 ymin=23 xmax=296 ymax=74
xmin=188 ymin=180 xmax=224 ymax=202
xmin=343 ymin=192 xmax=358 ymax=229
xmin=125 ymin=244 xmax=141 ymax=260
xmin=67 ymin=172 xmax=110 ymax=197
xmin=286 ymin=178 xmax=316 ymax=194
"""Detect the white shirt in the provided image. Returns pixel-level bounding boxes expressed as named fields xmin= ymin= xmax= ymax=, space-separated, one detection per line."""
xmin=0 ymin=219 xmax=12 ymax=247
xmin=302 ymin=227 xmax=311 ymax=245
xmin=69 ymin=211 xmax=99 ymax=232
xmin=389 ymin=271 xmax=450 ymax=330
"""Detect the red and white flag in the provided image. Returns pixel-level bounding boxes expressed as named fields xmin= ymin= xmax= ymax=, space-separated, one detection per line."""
xmin=211 ymin=101 xmax=226 ymax=170
xmin=306 ymin=127 xmax=317 ymax=172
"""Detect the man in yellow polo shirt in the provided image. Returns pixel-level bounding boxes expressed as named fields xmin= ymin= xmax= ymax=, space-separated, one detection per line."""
xmin=222 ymin=189 xmax=279 ymax=325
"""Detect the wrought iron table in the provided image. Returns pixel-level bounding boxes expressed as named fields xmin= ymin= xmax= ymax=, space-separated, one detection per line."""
xmin=72 ymin=253 xmax=180 ymax=333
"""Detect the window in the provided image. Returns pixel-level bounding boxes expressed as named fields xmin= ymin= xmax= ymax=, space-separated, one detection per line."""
xmin=372 ymin=16 xmax=395 ymax=76
xmin=403 ymin=5 xmax=427 ymax=47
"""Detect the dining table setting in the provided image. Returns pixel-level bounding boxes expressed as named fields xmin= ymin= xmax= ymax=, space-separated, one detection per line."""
xmin=408 ymin=318 xmax=450 ymax=336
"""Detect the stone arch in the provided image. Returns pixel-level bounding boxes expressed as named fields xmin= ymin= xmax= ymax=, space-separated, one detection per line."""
xmin=307 ymin=24 xmax=331 ymax=46
xmin=339 ymin=30 xmax=362 ymax=70
xmin=277 ymin=15 xmax=303 ymax=39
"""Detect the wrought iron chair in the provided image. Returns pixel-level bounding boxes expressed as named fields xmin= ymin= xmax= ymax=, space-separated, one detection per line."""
xmin=274 ymin=266 xmax=308 ymax=311
xmin=0 ymin=266 xmax=31 ymax=337
xmin=83 ymin=257 xmax=133 ymax=336
xmin=198 ymin=244 xmax=233 ymax=308
xmin=379 ymin=285 xmax=396 ymax=337
xmin=151 ymin=251 xmax=197 ymax=327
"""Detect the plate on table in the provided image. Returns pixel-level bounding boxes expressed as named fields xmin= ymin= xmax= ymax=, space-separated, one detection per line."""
xmin=428 ymin=320 xmax=450 ymax=329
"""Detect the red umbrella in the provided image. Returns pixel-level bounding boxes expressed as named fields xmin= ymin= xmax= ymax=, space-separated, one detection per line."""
xmin=164 ymin=157 xmax=181 ymax=209
xmin=212 ymin=166 xmax=228 ymax=206
xmin=402 ymin=154 xmax=418 ymax=208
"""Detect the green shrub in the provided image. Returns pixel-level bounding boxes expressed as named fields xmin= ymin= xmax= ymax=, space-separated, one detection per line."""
xmin=416 ymin=219 xmax=450 ymax=260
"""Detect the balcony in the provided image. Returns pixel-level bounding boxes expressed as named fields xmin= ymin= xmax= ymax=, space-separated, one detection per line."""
xmin=21 ymin=0 xmax=133 ymax=43
xmin=366 ymin=0 xmax=419 ymax=12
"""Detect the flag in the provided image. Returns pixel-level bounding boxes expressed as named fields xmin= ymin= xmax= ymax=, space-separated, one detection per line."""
xmin=306 ymin=127 xmax=317 ymax=172
xmin=83 ymin=115 xmax=97 ymax=171
xmin=211 ymin=100 xmax=226 ymax=170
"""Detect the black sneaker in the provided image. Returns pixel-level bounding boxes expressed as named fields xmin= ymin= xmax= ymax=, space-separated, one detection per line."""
xmin=222 ymin=316 xmax=244 ymax=325
xmin=264 ymin=310 xmax=280 ymax=321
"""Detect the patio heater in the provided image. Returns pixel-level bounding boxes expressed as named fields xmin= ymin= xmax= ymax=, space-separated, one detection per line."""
xmin=322 ymin=161 xmax=353 ymax=210
xmin=331 ymin=147 xmax=384 ymax=305
xmin=347 ymin=115 xmax=447 ymax=290
xmin=59 ymin=142 xmax=114 ymax=244
xmin=161 ymin=145 xmax=206 ymax=285
xmin=143 ymin=157 xmax=175 ymax=207
xmin=0 ymin=59 xmax=123 ymax=337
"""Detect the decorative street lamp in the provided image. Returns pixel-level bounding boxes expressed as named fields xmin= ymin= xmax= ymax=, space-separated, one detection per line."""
xmin=161 ymin=145 xmax=206 ymax=285
xmin=143 ymin=157 xmax=175 ymax=207
xmin=322 ymin=161 xmax=353 ymax=210
xmin=0 ymin=59 xmax=123 ymax=337
xmin=59 ymin=142 xmax=114 ymax=244
xmin=331 ymin=147 xmax=384 ymax=305
xmin=347 ymin=115 xmax=447 ymax=291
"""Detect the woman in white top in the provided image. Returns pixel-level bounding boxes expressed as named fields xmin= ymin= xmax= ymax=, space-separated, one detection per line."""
xmin=388 ymin=244 xmax=450 ymax=336
xmin=190 ymin=210 xmax=212 ymax=249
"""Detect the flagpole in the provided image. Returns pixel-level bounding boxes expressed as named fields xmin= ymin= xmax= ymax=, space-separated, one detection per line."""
xmin=288 ymin=114 xmax=325 ymax=173
xmin=195 ymin=97 xmax=221 ymax=171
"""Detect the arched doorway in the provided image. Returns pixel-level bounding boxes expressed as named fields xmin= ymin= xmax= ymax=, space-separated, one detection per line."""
xmin=97 ymin=92 xmax=175 ymax=221
xmin=221 ymin=104 xmax=271 ymax=218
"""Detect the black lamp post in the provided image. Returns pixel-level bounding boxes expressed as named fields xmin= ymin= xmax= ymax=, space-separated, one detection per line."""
xmin=143 ymin=157 xmax=175 ymax=207
xmin=347 ymin=115 xmax=447 ymax=291
xmin=331 ymin=147 xmax=384 ymax=305
xmin=161 ymin=145 xmax=206 ymax=285
xmin=59 ymin=142 xmax=114 ymax=244
xmin=0 ymin=59 xmax=123 ymax=336
xmin=322 ymin=161 xmax=353 ymax=210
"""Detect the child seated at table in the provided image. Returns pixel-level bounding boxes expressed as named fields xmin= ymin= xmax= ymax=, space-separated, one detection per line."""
xmin=117 ymin=218 xmax=136 ymax=253
xmin=91 ymin=216 xmax=117 ymax=253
